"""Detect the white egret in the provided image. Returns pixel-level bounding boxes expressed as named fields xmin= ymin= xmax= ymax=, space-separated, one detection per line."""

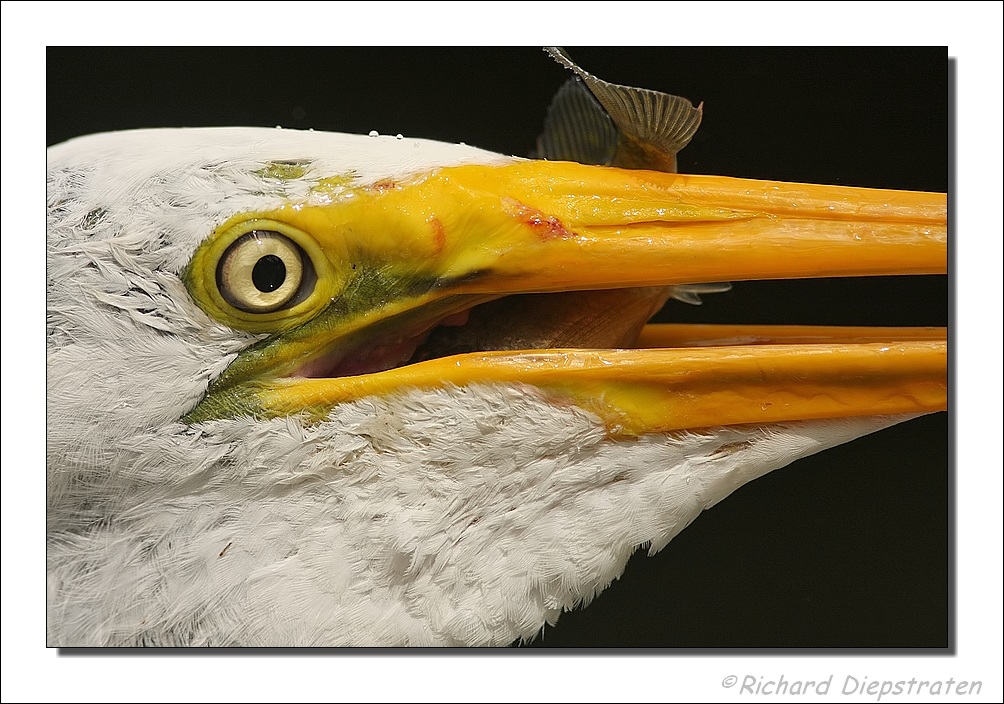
xmin=47 ymin=46 xmax=947 ymax=646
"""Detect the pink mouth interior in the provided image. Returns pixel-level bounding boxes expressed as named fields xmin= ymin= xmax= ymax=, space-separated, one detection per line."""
xmin=289 ymin=308 xmax=472 ymax=379
xmin=283 ymin=288 xmax=673 ymax=380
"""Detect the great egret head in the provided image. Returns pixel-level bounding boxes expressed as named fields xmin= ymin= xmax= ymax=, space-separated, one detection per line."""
xmin=46 ymin=47 xmax=948 ymax=647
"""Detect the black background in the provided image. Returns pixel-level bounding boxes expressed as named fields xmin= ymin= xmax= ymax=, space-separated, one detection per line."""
xmin=47 ymin=47 xmax=950 ymax=649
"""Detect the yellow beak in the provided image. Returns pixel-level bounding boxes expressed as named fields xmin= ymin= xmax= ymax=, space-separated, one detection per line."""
xmin=184 ymin=160 xmax=947 ymax=433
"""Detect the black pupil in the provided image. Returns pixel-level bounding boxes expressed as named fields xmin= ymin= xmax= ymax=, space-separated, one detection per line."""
xmin=252 ymin=254 xmax=286 ymax=293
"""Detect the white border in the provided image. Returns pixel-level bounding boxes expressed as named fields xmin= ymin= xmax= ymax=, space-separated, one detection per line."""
xmin=5 ymin=2 xmax=1001 ymax=702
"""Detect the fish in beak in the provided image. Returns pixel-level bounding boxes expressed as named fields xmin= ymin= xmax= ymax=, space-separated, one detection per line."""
xmin=182 ymin=49 xmax=947 ymax=435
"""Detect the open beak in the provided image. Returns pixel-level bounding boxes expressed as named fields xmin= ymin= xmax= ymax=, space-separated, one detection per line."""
xmin=184 ymin=160 xmax=947 ymax=434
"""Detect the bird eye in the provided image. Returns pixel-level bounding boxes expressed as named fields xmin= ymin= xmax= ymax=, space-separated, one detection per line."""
xmin=217 ymin=231 xmax=312 ymax=313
